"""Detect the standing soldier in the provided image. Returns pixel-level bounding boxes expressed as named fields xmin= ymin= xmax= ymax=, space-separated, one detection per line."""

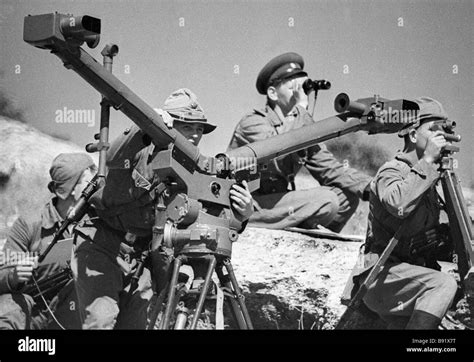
xmin=0 ymin=153 xmax=96 ymax=329
xmin=345 ymin=97 xmax=458 ymax=329
xmin=228 ymin=52 xmax=371 ymax=232
xmin=72 ymin=88 xmax=253 ymax=329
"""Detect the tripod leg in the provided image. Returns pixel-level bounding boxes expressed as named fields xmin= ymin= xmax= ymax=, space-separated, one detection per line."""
xmin=215 ymin=281 xmax=225 ymax=330
xmin=450 ymin=172 xmax=474 ymax=240
xmin=189 ymin=256 xmax=216 ymax=330
xmin=146 ymin=284 xmax=168 ymax=330
xmin=441 ymin=171 xmax=474 ymax=280
xmin=161 ymin=255 xmax=183 ymax=329
xmin=223 ymin=258 xmax=253 ymax=329
xmin=216 ymin=263 xmax=247 ymax=329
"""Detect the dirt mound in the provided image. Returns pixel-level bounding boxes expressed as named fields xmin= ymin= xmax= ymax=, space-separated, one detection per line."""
xmin=232 ymin=227 xmax=472 ymax=330
xmin=231 ymin=227 xmax=361 ymax=329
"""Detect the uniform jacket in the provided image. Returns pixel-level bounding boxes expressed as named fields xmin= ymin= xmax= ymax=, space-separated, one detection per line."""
xmin=0 ymin=198 xmax=69 ymax=294
xmin=358 ymin=151 xmax=441 ymax=274
xmin=227 ymin=104 xmax=371 ymax=196
xmin=90 ymin=124 xmax=159 ymax=236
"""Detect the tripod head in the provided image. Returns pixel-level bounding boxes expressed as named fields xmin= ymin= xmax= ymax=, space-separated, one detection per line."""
xmin=437 ymin=119 xmax=462 ymax=171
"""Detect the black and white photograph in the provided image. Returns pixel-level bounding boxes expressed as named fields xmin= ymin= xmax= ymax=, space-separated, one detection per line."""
xmin=0 ymin=0 xmax=472 ymax=360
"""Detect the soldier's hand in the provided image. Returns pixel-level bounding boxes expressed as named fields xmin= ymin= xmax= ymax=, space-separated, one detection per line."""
xmin=292 ymin=77 xmax=309 ymax=109
xmin=230 ymin=180 xmax=254 ymax=222
xmin=10 ymin=256 xmax=38 ymax=287
xmin=155 ymin=108 xmax=173 ymax=129
xmin=423 ymin=131 xmax=447 ymax=164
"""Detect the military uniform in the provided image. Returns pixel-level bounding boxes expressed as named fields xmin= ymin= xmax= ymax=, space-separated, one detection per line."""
xmin=228 ymin=104 xmax=370 ymax=232
xmin=228 ymin=52 xmax=370 ymax=232
xmin=343 ymin=97 xmax=458 ymax=329
xmin=71 ymin=124 xmax=156 ymax=329
xmin=0 ymin=198 xmax=80 ymax=329
xmin=72 ymin=89 xmax=218 ymax=329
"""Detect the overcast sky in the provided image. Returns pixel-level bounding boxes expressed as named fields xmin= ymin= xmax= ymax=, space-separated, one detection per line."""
xmin=1 ymin=0 xmax=473 ymax=184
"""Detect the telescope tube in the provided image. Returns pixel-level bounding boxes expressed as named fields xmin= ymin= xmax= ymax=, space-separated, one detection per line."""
xmin=24 ymin=13 xmax=201 ymax=167
xmin=224 ymin=114 xmax=362 ymax=166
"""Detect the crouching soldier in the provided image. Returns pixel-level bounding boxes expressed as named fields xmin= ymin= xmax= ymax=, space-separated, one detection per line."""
xmin=344 ymin=97 xmax=458 ymax=329
xmin=228 ymin=52 xmax=371 ymax=232
xmin=72 ymin=88 xmax=253 ymax=329
xmin=0 ymin=153 xmax=96 ymax=329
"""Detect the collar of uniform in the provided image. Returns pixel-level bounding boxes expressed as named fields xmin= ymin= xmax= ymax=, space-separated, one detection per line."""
xmin=263 ymin=104 xmax=299 ymax=126
xmin=394 ymin=151 xmax=427 ymax=177
xmin=263 ymin=104 xmax=283 ymax=127
xmin=41 ymin=197 xmax=63 ymax=230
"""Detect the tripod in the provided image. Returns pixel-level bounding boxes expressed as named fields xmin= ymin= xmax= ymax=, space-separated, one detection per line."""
xmin=149 ymin=245 xmax=253 ymax=330
xmin=438 ymin=146 xmax=474 ymax=296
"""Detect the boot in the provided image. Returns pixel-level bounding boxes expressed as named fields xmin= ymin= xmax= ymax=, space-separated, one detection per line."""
xmin=405 ymin=310 xmax=441 ymax=329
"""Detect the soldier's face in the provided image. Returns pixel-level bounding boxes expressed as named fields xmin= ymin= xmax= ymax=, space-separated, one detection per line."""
xmin=71 ymin=168 xmax=96 ymax=201
xmin=174 ymin=121 xmax=204 ymax=146
xmin=415 ymin=120 xmax=441 ymax=150
xmin=272 ymin=76 xmax=308 ymax=112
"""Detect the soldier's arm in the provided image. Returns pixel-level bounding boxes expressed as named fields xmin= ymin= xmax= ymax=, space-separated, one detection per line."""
xmin=0 ymin=217 xmax=33 ymax=293
xmin=107 ymin=124 xmax=152 ymax=169
xmin=375 ymin=159 xmax=439 ymax=218
xmin=304 ymin=143 xmax=371 ymax=198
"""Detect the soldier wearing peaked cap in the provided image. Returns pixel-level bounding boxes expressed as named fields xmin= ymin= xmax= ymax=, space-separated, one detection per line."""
xmin=228 ymin=52 xmax=372 ymax=232
xmin=71 ymin=89 xmax=253 ymax=329
xmin=342 ymin=97 xmax=458 ymax=329
xmin=0 ymin=153 xmax=96 ymax=329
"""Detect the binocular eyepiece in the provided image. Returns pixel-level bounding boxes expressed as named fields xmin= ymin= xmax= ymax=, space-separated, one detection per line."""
xmin=303 ymin=79 xmax=331 ymax=94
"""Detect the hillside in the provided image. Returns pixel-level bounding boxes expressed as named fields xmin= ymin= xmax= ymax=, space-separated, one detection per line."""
xmin=0 ymin=116 xmax=94 ymax=238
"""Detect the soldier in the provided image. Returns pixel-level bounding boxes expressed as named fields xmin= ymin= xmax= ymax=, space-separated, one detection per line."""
xmin=0 ymin=153 xmax=96 ymax=329
xmin=72 ymin=88 xmax=253 ymax=329
xmin=345 ymin=97 xmax=458 ymax=329
xmin=228 ymin=52 xmax=371 ymax=232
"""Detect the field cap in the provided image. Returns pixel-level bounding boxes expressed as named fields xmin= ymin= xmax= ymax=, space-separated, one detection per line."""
xmin=48 ymin=153 xmax=95 ymax=199
xmin=256 ymin=52 xmax=307 ymax=94
xmin=398 ymin=97 xmax=448 ymax=137
xmin=162 ymin=88 xmax=216 ymax=134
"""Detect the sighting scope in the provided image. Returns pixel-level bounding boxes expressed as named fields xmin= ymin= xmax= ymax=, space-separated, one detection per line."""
xmin=303 ymin=79 xmax=331 ymax=94
xmin=335 ymin=92 xmax=419 ymax=120
xmin=440 ymin=120 xmax=461 ymax=141
xmin=24 ymin=12 xmax=101 ymax=49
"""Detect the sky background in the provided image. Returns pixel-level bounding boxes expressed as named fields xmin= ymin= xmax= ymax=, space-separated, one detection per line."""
xmin=1 ymin=0 xmax=473 ymax=184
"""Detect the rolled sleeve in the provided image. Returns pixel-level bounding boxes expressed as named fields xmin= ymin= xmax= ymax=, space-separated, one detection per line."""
xmin=0 ymin=217 xmax=31 ymax=293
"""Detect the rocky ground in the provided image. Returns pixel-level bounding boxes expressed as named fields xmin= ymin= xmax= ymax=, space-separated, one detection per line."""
xmin=231 ymin=227 xmax=360 ymax=329
xmin=230 ymin=226 xmax=472 ymax=330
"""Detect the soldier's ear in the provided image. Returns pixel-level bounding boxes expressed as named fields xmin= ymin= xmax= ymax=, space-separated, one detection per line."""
xmin=408 ymin=128 xmax=417 ymax=143
xmin=266 ymin=86 xmax=278 ymax=102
